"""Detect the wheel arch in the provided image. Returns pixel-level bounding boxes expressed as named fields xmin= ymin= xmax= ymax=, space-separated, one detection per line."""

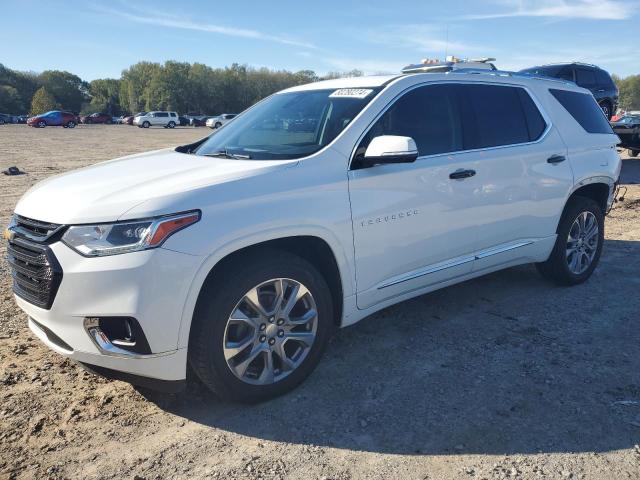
xmin=177 ymin=234 xmax=349 ymax=349
xmin=568 ymin=178 xmax=612 ymax=215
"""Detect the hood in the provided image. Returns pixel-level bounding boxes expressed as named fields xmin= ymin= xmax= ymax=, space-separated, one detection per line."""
xmin=15 ymin=149 xmax=297 ymax=224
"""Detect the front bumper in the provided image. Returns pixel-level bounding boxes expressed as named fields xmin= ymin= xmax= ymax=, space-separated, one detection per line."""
xmin=16 ymin=241 xmax=203 ymax=382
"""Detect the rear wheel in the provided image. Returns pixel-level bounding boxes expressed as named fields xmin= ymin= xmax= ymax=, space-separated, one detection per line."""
xmin=189 ymin=250 xmax=334 ymax=402
xmin=167 ymin=121 xmax=175 ymax=128
xmin=628 ymin=149 xmax=639 ymax=158
xmin=66 ymin=121 xmax=76 ymax=128
xmin=536 ymin=196 xmax=604 ymax=285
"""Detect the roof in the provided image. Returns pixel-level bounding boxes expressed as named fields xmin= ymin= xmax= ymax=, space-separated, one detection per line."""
xmin=280 ymin=75 xmax=399 ymax=93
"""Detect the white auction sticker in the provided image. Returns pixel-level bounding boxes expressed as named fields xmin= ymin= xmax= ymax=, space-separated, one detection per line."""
xmin=329 ymin=88 xmax=374 ymax=99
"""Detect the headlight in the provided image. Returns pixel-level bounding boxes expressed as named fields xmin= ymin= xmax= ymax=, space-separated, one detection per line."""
xmin=62 ymin=211 xmax=200 ymax=257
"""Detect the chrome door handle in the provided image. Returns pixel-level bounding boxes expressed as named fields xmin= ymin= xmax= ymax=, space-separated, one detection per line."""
xmin=547 ymin=154 xmax=566 ymax=164
xmin=449 ymin=169 xmax=476 ymax=180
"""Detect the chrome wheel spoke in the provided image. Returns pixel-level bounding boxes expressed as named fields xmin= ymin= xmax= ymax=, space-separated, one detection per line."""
xmin=233 ymin=345 xmax=264 ymax=378
xmin=284 ymin=331 xmax=315 ymax=345
xmin=224 ymin=336 xmax=255 ymax=360
xmin=289 ymin=308 xmax=317 ymax=326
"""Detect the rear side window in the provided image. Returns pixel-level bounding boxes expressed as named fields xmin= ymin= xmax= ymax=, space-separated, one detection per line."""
xmin=575 ymin=68 xmax=597 ymax=88
xmin=549 ymin=89 xmax=613 ymax=134
xmin=462 ymin=84 xmax=537 ymax=148
xmin=596 ymin=69 xmax=614 ymax=89
xmin=517 ymin=89 xmax=547 ymax=140
xmin=157 ymin=112 xmax=169 ymax=117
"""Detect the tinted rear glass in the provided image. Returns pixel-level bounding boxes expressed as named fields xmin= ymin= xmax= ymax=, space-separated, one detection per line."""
xmin=549 ymin=89 xmax=613 ymax=134
xmin=596 ymin=69 xmax=614 ymax=88
xmin=462 ymin=84 xmax=532 ymax=148
xmin=517 ymin=89 xmax=547 ymax=140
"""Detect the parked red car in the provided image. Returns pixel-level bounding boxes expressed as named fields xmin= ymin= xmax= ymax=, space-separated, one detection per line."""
xmin=80 ymin=112 xmax=112 ymax=124
xmin=27 ymin=111 xmax=78 ymax=128
xmin=121 ymin=112 xmax=146 ymax=125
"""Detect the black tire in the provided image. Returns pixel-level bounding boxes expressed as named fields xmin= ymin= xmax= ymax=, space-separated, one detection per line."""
xmin=215 ymin=122 xmax=222 ymax=129
xmin=536 ymin=196 xmax=604 ymax=285
xmin=37 ymin=121 xmax=46 ymax=128
xmin=142 ymin=121 xmax=150 ymax=128
xmin=628 ymin=149 xmax=639 ymax=158
xmin=66 ymin=121 xmax=76 ymax=128
xmin=0 ymin=119 xmax=5 ymax=125
xmin=167 ymin=121 xmax=175 ymax=128
xmin=599 ymin=101 xmax=612 ymax=120
xmin=189 ymin=249 xmax=335 ymax=403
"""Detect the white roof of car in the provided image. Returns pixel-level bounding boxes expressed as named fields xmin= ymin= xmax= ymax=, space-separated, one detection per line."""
xmin=281 ymin=75 xmax=399 ymax=93
xmin=280 ymin=69 xmax=582 ymax=95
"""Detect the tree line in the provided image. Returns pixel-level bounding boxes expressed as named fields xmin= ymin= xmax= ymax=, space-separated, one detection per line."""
xmin=3 ymin=60 xmax=640 ymax=116
xmin=0 ymin=61 xmax=363 ymax=116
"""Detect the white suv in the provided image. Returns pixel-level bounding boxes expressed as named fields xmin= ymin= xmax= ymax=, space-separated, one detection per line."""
xmin=7 ymin=71 xmax=621 ymax=401
xmin=206 ymin=113 xmax=237 ymax=129
xmin=133 ymin=111 xmax=179 ymax=128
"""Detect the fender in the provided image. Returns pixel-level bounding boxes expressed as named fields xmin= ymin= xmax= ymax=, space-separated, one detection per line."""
xmin=175 ymin=224 xmax=355 ymax=349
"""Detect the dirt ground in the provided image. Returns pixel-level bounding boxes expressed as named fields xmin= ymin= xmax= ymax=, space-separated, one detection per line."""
xmin=0 ymin=124 xmax=639 ymax=480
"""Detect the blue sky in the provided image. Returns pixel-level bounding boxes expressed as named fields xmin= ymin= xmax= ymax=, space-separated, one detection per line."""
xmin=2 ymin=0 xmax=639 ymax=80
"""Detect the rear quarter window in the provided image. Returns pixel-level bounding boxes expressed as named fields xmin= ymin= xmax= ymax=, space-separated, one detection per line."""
xmin=549 ymin=89 xmax=613 ymax=134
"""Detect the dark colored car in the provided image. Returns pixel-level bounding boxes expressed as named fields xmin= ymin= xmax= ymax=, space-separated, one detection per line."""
xmin=27 ymin=110 xmax=78 ymax=128
xmin=178 ymin=116 xmax=190 ymax=126
xmin=0 ymin=113 xmax=11 ymax=125
xmin=611 ymin=115 xmax=640 ymax=156
xmin=122 ymin=112 xmax=147 ymax=125
xmin=80 ymin=112 xmax=113 ymax=124
xmin=519 ymin=63 xmax=618 ymax=119
xmin=190 ymin=116 xmax=213 ymax=127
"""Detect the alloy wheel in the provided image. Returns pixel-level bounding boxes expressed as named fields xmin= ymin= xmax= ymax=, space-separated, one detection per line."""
xmin=223 ymin=278 xmax=318 ymax=385
xmin=566 ymin=211 xmax=599 ymax=275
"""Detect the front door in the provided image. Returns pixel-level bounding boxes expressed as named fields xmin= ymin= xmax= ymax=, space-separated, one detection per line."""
xmin=348 ymin=83 xmax=480 ymax=310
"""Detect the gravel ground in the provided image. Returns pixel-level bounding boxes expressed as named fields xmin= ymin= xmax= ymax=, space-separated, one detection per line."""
xmin=0 ymin=124 xmax=639 ymax=480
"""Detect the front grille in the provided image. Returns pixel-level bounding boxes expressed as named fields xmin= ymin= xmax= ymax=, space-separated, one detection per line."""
xmin=13 ymin=215 xmax=62 ymax=241
xmin=7 ymin=235 xmax=62 ymax=310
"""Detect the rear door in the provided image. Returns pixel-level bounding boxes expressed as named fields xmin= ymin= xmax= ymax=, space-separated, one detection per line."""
xmin=457 ymin=83 xmax=573 ymax=271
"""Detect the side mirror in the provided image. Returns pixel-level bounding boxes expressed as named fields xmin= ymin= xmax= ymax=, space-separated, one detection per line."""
xmin=361 ymin=135 xmax=419 ymax=167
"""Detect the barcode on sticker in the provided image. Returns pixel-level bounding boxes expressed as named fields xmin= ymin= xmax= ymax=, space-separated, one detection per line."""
xmin=329 ymin=88 xmax=373 ymax=99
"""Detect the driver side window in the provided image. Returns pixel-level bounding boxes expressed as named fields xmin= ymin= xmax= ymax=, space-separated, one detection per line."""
xmin=354 ymin=84 xmax=463 ymax=162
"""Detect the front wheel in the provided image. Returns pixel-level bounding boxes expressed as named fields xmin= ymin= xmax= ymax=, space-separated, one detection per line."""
xmin=189 ymin=249 xmax=334 ymax=402
xmin=215 ymin=122 xmax=222 ymax=129
xmin=628 ymin=149 xmax=639 ymax=158
xmin=536 ymin=196 xmax=604 ymax=285
xmin=142 ymin=121 xmax=150 ymax=128
xmin=37 ymin=121 xmax=46 ymax=128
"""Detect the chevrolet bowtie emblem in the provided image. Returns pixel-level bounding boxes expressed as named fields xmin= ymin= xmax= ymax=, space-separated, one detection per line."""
xmin=3 ymin=229 xmax=15 ymax=241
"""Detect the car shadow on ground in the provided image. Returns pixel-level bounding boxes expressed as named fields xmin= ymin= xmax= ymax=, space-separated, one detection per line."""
xmin=142 ymin=238 xmax=640 ymax=456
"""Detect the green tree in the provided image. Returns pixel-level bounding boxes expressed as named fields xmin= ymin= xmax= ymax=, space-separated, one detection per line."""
xmin=30 ymin=87 xmax=58 ymax=115
xmin=613 ymin=74 xmax=640 ymax=111
xmin=0 ymin=85 xmax=23 ymax=112
xmin=39 ymin=70 xmax=88 ymax=112
xmin=86 ymin=78 xmax=122 ymax=115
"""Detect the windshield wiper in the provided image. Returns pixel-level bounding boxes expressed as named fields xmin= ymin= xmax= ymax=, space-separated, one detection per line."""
xmin=202 ymin=148 xmax=251 ymax=159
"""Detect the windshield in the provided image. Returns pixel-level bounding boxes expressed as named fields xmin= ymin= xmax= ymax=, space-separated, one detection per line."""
xmin=194 ymin=88 xmax=380 ymax=160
